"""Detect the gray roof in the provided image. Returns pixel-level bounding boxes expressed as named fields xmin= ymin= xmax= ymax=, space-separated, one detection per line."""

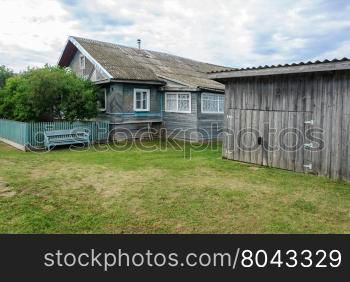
xmin=209 ymin=58 xmax=350 ymax=80
xmin=61 ymin=36 xmax=232 ymax=90
xmin=209 ymin=58 xmax=350 ymax=73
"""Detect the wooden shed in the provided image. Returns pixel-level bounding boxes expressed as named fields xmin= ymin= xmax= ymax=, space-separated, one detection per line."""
xmin=209 ymin=59 xmax=350 ymax=181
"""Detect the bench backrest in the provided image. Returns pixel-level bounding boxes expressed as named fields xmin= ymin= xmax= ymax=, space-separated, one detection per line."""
xmin=44 ymin=129 xmax=89 ymax=138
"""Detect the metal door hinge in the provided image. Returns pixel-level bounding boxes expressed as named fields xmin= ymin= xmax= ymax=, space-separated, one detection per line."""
xmin=304 ymin=143 xmax=314 ymax=149
xmin=304 ymin=164 xmax=313 ymax=170
xmin=304 ymin=120 xmax=314 ymax=125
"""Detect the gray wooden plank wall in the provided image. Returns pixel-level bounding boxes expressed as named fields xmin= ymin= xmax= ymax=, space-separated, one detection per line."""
xmin=163 ymin=93 xmax=199 ymax=141
xmin=224 ymin=71 xmax=350 ymax=181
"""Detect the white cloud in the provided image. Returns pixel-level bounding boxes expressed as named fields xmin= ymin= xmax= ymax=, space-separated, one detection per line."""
xmin=0 ymin=0 xmax=82 ymax=71
xmin=1 ymin=0 xmax=350 ymax=72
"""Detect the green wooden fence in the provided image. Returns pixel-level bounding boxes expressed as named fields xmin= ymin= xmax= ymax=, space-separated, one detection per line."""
xmin=0 ymin=119 xmax=109 ymax=150
xmin=0 ymin=119 xmax=28 ymax=147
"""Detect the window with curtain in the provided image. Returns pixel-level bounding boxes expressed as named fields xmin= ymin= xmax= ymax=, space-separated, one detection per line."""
xmin=134 ymin=89 xmax=150 ymax=111
xmin=201 ymin=93 xmax=224 ymax=113
xmin=79 ymin=55 xmax=85 ymax=70
xmin=165 ymin=93 xmax=191 ymax=113
xmin=166 ymin=94 xmax=177 ymax=112
xmin=97 ymin=88 xmax=107 ymax=111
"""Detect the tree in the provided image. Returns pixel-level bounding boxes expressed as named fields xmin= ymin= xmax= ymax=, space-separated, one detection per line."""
xmin=0 ymin=65 xmax=14 ymax=89
xmin=0 ymin=66 xmax=99 ymax=122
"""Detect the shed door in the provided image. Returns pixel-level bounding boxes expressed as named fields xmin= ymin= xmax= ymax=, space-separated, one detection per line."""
xmin=226 ymin=109 xmax=311 ymax=173
xmin=267 ymin=111 xmax=311 ymax=173
xmin=227 ymin=109 xmax=269 ymax=166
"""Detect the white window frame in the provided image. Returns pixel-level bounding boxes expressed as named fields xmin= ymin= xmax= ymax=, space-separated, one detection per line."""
xmin=133 ymin=89 xmax=150 ymax=112
xmin=165 ymin=92 xmax=192 ymax=113
xmin=201 ymin=93 xmax=224 ymax=114
xmin=79 ymin=55 xmax=86 ymax=70
xmin=99 ymin=88 xmax=107 ymax=112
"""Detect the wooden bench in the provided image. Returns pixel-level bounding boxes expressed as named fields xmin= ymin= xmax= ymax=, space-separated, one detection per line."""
xmin=44 ymin=129 xmax=90 ymax=150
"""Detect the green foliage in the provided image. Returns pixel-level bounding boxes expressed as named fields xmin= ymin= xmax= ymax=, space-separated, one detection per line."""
xmin=0 ymin=66 xmax=99 ymax=122
xmin=0 ymin=65 xmax=14 ymax=89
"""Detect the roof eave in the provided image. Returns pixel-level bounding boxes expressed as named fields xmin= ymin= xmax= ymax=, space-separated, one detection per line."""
xmin=209 ymin=60 xmax=350 ymax=80
xmin=58 ymin=36 xmax=113 ymax=80
xmin=110 ymin=79 xmax=165 ymax=85
xmin=57 ymin=38 xmax=70 ymax=66
xmin=161 ymin=86 xmax=199 ymax=92
xmin=198 ymin=86 xmax=225 ymax=93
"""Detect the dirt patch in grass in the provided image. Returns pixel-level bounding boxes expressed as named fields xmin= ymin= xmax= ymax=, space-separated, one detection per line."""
xmin=25 ymin=162 xmax=166 ymax=197
xmin=0 ymin=178 xmax=16 ymax=198
xmin=248 ymin=166 xmax=263 ymax=171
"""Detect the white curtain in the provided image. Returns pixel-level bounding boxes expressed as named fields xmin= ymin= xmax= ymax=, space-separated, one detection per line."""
xmin=166 ymin=94 xmax=177 ymax=111
xmin=178 ymin=94 xmax=190 ymax=112
xmin=202 ymin=93 xmax=224 ymax=113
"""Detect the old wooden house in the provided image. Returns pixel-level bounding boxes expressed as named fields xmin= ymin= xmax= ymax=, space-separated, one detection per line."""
xmin=58 ymin=36 xmax=231 ymax=141
xmin=209 ymin=59 xmax=350 ymax=181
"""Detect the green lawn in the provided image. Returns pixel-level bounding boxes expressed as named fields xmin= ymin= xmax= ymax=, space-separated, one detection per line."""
xmin=0 ymin=140 xmax=349 ymax=234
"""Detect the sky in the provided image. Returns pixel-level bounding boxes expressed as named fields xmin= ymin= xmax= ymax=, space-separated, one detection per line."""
xmin=1 ymin=0 xmax=350 ymax=72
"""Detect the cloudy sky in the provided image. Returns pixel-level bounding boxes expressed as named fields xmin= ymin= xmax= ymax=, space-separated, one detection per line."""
xmin=1 ymin=0 xmax=350 ymax=72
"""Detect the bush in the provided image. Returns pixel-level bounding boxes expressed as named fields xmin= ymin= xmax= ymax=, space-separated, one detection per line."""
xmin=0 ymin=65 xmax=14 ymax=89
xmin=0 ymin=66 xmax=99 ymax=122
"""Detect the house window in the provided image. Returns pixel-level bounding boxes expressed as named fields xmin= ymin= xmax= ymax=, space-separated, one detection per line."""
xmin=97 ymin=88 xmax=107 ymax=111
xmin=165 ymin=93 xmax=191 ymax=113
xmin=79 ymin=55 xmax=85 ymax=70
xmin=134 ymin=89 xmax=150 ymax=111
xmin=201 ymin=93 xmax=224 ymax=114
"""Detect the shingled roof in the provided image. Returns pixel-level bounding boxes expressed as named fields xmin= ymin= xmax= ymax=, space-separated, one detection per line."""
xmin=59 ymin=36 xmax=232 ymax=90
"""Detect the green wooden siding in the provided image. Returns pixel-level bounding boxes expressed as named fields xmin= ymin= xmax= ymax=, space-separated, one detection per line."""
xmin=0 ymin=119 xmax=109 ymax=150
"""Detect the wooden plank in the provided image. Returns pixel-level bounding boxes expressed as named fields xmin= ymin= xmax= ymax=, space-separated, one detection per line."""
xmin=235 ymin=79 xmax=243 ymax=110
xmin=295 ymin=111 xmax=305 ymax=172
xmin=222 ymin=108 xmax=229 ymax=159
xmin=245 ymin=109 xmax=252 ymax=163
xmin=343 ymin=72 xmax=350 ymax=181
xmin=226 ymin=109 xmax=234 ymax=160
xmin=255 ymin=111 xmax=263 ymax=165
xmin=321 ymin=75 xmax=333 ymax=176
xmin=271 ymin=111 xmax=281 ymax=168
xmin=254 ymin=77 xmax=262 ymax=110
xmin=303 ymin=111 xmax=313 ymax=173
xmin=251 ymin=110 xmax=259 ymax=165
xmin=311 ymin=74 xmax=322 ymax=175
xmin=281 ymin=110 xmax=290 ymax=170
xmin=239 ymin=109 xmax=247 ymax=162
xmin=261 ymin=77 xmax=268 ymax=110
xmin=267 ymin=110 xmax=275 ymax=167
xmin=305 ymin=73 xmax=314 ymax=113
xmin=272 ymin=76 xmax=282 ymax=111
xmin=331 ymin=73 xmax=342 ymax=179
xmin=296 ymin=74 xmax=306 ymax=112
xmin=262 ymin=111 xmax=269 ymax=166
xmin=267 ymin=76 xmax=274 ymax=111
xmin=233 ymin=109 xmax=241 ymax=161
xmin=286 ymin=112 xmax=296 ymax=171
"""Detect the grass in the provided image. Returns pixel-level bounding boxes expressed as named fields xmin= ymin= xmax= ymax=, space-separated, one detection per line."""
xmin=0 ymin=140 xmax=349 ymax=234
